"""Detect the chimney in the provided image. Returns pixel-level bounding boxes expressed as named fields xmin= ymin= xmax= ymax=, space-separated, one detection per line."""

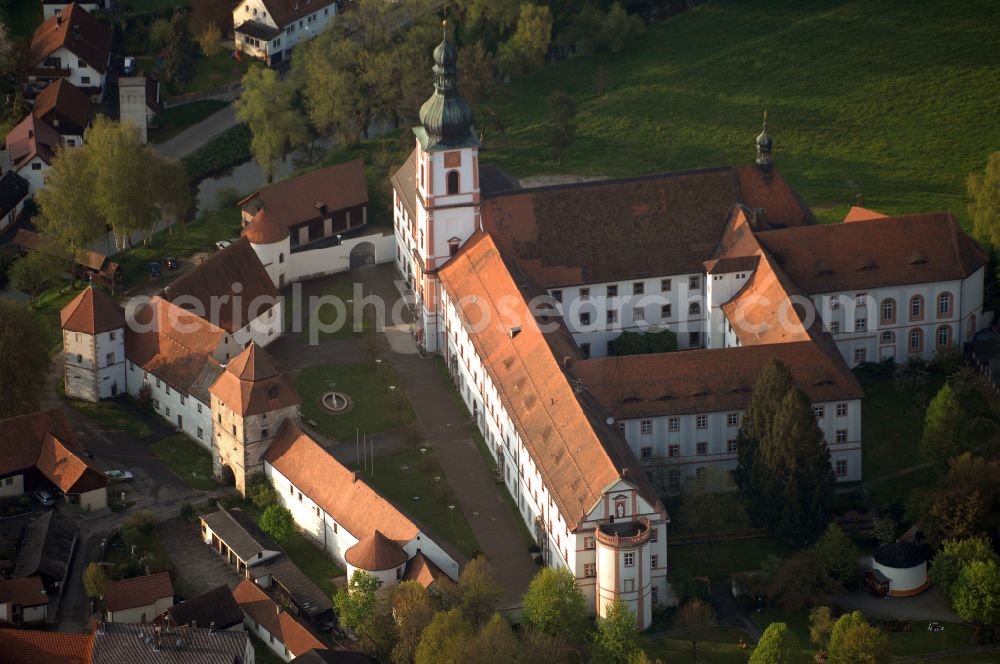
xmin=622 ymin=467 xmax=629 ymax=478
xmin=856 ymin=193 xmax=865 ymax=207
xmin=56 ymin=15 xmax=63 ymax=26
xmin=352 ymin=470 xmax=359 ymax=483
xmin=275 ymin=604 xmax=282 ymax=616
xmin=209 ymin=621 xmax=216 ymax=633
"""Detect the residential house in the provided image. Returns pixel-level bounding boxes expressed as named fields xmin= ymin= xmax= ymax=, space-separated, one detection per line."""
xmin=0 ymin=627 xmax=94 ymax=664
xmin=91 ymin=621 xmax=253 ymax=663
xmin=0 ymin=576 xmax=49 ymax=624
xmin=0 ymin=171 xmax=29 ymax=235
xmin=291 ymin=650 xmax=374 ymax=664
xmin=103 ymin=572 xmax=174 ymax=623
xmin=263 ymin=420 xmax=461 ymax=586
xmin=27 ymin=3 xmax=113 ymax=99
xmin=232 ymin=0 xmax=338 ymax=66
xmin=4 ymin=114 xmax=61 ymax=194
xmin=232 ymin=578 xmax=326 ymax=662
xmin=163 ymin=584 xmax=244 ymax=631
xmin=18 ymin=230 xmax=120 ymax=287
xmin=32 ymin=78 xmax=90 ymax=146
xmin=13 ymin=510 xmax=78 ymax=595
xmin=0 ymin=409 xmax=108 ymax=511
xmin=42 ymin=0 xmax=108 ymax=21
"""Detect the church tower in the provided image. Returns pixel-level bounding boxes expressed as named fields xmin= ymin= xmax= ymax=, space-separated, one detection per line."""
xmin=410 ymin=21 xmax=480 ymax=351
xmin=209 ymin=343 xmax=301 ymax=495
xmin=755 ymin=112 xmax=773 ymax=171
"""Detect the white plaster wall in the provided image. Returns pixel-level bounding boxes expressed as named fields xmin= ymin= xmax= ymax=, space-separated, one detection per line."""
xmin=0 ymin=475 xmax=25 ymax=498
xmin=232 ymin=301 xmax=284 ymax=348
xmin=250 ymin=237 xmax=292 ymax=289
xmin=94 ymin=329 xmax=126 ymax=399
xmin=286 ymin=232 xmax=395 ymax=283
xmin=107 ymin=596 xmax=173 ymax=623
xmin=244 ymin=617 xmax=292 ymax=663
xmin=17 ymin=158 xmax=49 ymax=195
xmin=78 ymin=486 xmax=107 ymax=512
xmin=28 ymin=47 xmax=105 ymax=94
xmin=125 ymin=361 xmax=214 ymax=449
xmin=874 ymin=561 xmax=927 ymax=595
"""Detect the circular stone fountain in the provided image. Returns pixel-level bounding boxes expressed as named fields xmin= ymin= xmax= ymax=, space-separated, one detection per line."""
xmin=319 ymin=391 xmax=353 ymax=414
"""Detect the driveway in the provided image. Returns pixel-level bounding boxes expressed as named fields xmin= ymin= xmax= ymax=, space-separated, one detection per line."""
xmin=155 ymin=105 xmax=237 ymax=160
xmin=835 ymin=587 xmax=960 ymax=622
xmin=157 ymin=517 xmax=241 ymax=600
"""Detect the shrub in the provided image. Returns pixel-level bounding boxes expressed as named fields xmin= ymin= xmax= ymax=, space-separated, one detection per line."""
xmin=149 ymin=18 xmax=172 ymax=51
xmin=124 ymin=510 xmax=156 ymax=535
xmin=258 ymin=504 xmax=293 ymax=540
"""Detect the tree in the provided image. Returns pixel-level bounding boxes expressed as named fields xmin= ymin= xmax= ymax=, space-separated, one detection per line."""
xmin=628 ymin=653 xmax=664 ymax=664
xmin=760 ymin=387 xmax=835 ymax=539
xmin=258 ymin=504 xmax=292 ymax=540
xmin=547 ymin=90 xmax=576 ymax=163
xmin=811 ymin=523 xmax=860 ymax=588
xmin=929 ymin=537 xmax=999 ymax=599
xmin=920 ymin=456 xmax=1000 ymax=547
xmin=334 ymin=571 xmax=382 ymax=639
xmin=472 ymin=613 xmax=519 ymax=664
xmin=0 ymin=18 xmax=21 ymax=131
xmin=749 ymin=622 xmax=798 ymax=664
xmin=164 ymin=12 xmax=194 ymax=86
xmin=35 ymin=146 xmax=105 ymax=286
xmin=235 ymin=67 xmax=307 ymax=182
xmin=678 ymin=467 xmax=750 ymax=534
xmin=246 ymin=474 xmax=277 ymax=510
xmin=767 ymin=550 xmax=837 ymax=612
xmin=414 ymin=608 xmax=473 ymax=664
xmin=457 ymin=556 xmax=503 ymax=628
xmin=8 ymin=249 xmax=62 ymax=303
xmin=598 ymin=4 xmax=644 ymax=53
xmin=871 ymin=517 xmax=897 ymax=545
xmin=458 ymin=41 xmax=499 ymax=116
xmin=522 ymin=567 xmax=588 ymax=641
xmin=590 ymin=600 xmax=640 ymax=664
xmin=83 ymin=562 xmax=108 ymax=601
xmin=952 ymin=559 xmax=1000 ymax=626
xmin=341 ymin=0 xmax=392 ymax=51
xmin=294 ymin=31 xmax=368 ymax=145
xmin=0 ymin=299 xmax=49 ymax=418
xmin=390 ymin=581 xmax=435 ymax=664
xmin=809 ymin=606 xmax=836 ymax=647
xmin=969 ymin=152 xmax=1000 ymax=248
xmin=518 ymin=627 xmax=569 ymax=664
xmin=673 ymin=597 xmax=714 ymax=662
xmin=198 ymin=22 xmax=222 ymax=57
xmin=920 ymin=383 xmax=974 ymax=465
xmin=828 ymin=612 xmax=890 ymax=664
xmin=455 ymin=0 xmax=520 ymax=51
xmin=148 ymin=18 xmax=172 ymax=50
xmin=498 ymin=4 xmax=553 ymax=75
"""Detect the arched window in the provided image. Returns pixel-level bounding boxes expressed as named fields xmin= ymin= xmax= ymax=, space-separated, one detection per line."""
xmin=278 ymin=252 xmax=284 ymax=264
xmin=909 ymin=295 xmax=924 ymax=321
xmin=880 ymin=330 xmax=895 ymax=345
xmin=937 ymin=292 xmax=952 ymax=317
xmin=936 ymin=325 xmax=951 ymax=347
xmin=689 ymin=302 xmax=701 ymax=316
xmin=881 ymin=298 xmax=895 ymax=323
xmin=909 ymin=328 xmax=923 ymax=352
xmin=447 ymin=170 xmax=460 ymax=195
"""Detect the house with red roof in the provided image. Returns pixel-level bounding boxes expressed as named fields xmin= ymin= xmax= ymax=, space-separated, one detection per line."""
xmin=103 ymin=572 xmax=174 ymax=623
xmin=232 ymin=579 xmax=326 ymax=662
xmin=3 ymin=114 xmax=62 ymax=194
xmin=32 ymin=79 xmax=91 ymax=146
xmin=231 ymin=0 xmax=338 ymax=67
xmin=0 ymin=576 xmax=49 ymax=624
xmin=26 ymin=3 xmax=113 ymax=100
xmin=60 ymin=285 xmax=126 ymax=402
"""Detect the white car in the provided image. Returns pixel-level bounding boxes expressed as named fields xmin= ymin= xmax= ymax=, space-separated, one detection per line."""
xmin=104 ymin=469 xmax=134 ymax=482
xmin=33 ymin=490 xmax=55 ymax=507
xmin=215 ymin=240 xmax=234 ymax=251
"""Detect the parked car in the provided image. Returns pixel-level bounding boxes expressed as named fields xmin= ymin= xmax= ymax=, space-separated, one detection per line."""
xmin=104 ymin=470 xmax=134 ymax=482
xmin=123 ymin=56 xmax=135 ymax=76
xmin=147 ymin=261 xmax=162 ymax=277
xmin=33 ymin=490 xmax=55 ymax=507
xmin=162 ymin=256 xmax=179 ymax=269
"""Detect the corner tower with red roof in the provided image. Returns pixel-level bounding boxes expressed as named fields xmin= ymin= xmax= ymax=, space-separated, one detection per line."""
xmin=59 ymin=285 xmax=126 ymax=402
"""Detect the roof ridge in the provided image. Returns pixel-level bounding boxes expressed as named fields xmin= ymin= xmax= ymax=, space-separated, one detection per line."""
xmin=490 ymin=164 xmax=737 ymax=199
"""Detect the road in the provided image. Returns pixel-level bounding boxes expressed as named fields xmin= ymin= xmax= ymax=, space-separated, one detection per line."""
xmin=155 ymin=104 xmax=238 ymax=160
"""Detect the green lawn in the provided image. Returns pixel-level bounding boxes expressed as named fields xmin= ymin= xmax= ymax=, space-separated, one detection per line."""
xmin=285 ymin=276 xmax=375 ymax=342
xmin=485 ymin=0 xmax=1000 ymax=226
xmin=669 ymin=537 xmax=793 ymax=582
xmin=353 ymin=447 xmax=480 ymax=559
xmin=295 ymin=363 xmax=415 ymax=442
xmin=62 ymin=391 xmax=153 ymax=439
xmin=149 ymin=99 xmax=229 ymax=144
xmin=30 ymin=285 xmax=91 ymax=352
xmin=643 ymin=626 xmax=751 ymax=663
xmin=167 ymin=51 xmax=250 ymax=97
xmin=277 ymin=527 xmax=345 ymax=598
xmin=119 ymin=207 xmax=242 ymax=286
xmin=149 ymin=434 xmax=217 ymax=490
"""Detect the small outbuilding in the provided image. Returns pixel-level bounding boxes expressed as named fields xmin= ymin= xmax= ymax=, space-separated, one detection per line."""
xmin=872 ymin=542 xmax=930 ymax=597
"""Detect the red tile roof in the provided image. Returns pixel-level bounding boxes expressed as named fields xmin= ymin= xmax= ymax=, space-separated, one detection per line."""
xmin=344 ymin=531 xmax=407 ymax=571
xmin=5 ymin=114 xmax=61 ymax=169
xmin=60 ymin=285 xmax=125 ymax=335
xmin=238 ymin=159 xmax=368 ymax=230
xmin=0 ymin=627 xmax=94 ymax=664
xmin=400 ymin=551 xmax=452 ymax=590
xmin=161 ymin=237 xmax=279 ymax=333
xmin=209 ymin=343 xmax=301 ymax=417
xmin=28 ymin=3 xmax=112 ymax=74
xmin=263 ymin=421 xmax=420 ymax=544
xmin=0 ymin=576 xmax=48 ymax=608
xmin=232 ymin=580 xmax=326 ymax=657
xmin=255 ymin=0 xmax=338 ymax=29
xmin=36 ymin=433 xmax=107 ymax=494
xmin=0 ymin=409 xmax=102 ymax=496
xmin=33 ymin=80 xmax=90 ymax=133
xmin=843 ymin=206 xmax=888 ymax=223
xmin=243 ymin=208 xmax=289 ymax=244
xmin=573 ymin=341 xmax=862 ymax=419
xmin=755 ymin=212 xmax=987 ymax=293
xmin=103 ymin=572 xmax=173 ymax=612
xmin=437 ymin=233 xmax=661 ymax=528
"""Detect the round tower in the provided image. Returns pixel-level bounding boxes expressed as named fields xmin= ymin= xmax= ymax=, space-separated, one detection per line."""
xmin=243 ymin=207 xmax=291 ymax=289
xmin=344 ymin=530 xmax=409 ymax=587
xmin=595 ymin=516 xmax=654 ymax=629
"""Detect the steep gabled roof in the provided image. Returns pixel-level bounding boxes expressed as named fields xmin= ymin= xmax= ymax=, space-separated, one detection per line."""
xmin=243 ymin=208 xmax=289 ymax=244
xmin=60 ymin=285 xmax=125 ymax=334
xmin=5 ymin=114 xmax=61 ymax=169
xmin=843 ymin=206 xmax=888 ymax=223
xmin=165 ymin=584 xmax=244 ymax=630
xmin=263 ymin=421 xmax=420 ymax=543
xmin=28 ymin=3 xmax=112 ymax=74
xmin=437 ymin=233 xmax=660 ymax=527
xmin=0 ymin=576 xmax=48 ymax=608
xmin=36 ymin=433 xmax=107 ymax=494
xmin=238 ymin=159 xmax=368 ymax=229
xmin=161 ymin=237 xmax=279 ymax=333
xmin=232 ymin=579 xmax=327 ymax=656
xmin=13 ymin=510 xmax=77 ymax=581
xmin=0 ymin=409 xmax=102 ymax=495
xmin=400 ymin=551 xmax=452 ymax=590
xmin=0 ymin=627 xmax=94 ymax=664
xmin=208 ymin=343 xmax=300 ymax=417
xmin=755 ymin=212 xmax=987 ymax=293
xmin=103 ymin=572 xmax=173 ymax=612
xmin=33 ymin=79 xmax=91 ymax=132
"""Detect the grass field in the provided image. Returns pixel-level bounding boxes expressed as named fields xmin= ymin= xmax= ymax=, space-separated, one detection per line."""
xmin=62 ymin=391 xmax=153 ymax=440
xmin=669 ymin=537 xmax=793 ymax=583
xmin=149 ymin=100 xmax=229 ymax=144
xmin=285 ymin=276 xmax=375 ymax=342
xmin=353 ymin=447 xmax=480 ymax=559
xmin=277 ymin=528 xmax=345 ymax=598
xmin=295 ymin=363 xmax=415 ymax=442
xmin=643 ymin=626 xmax=750 ymax=663
xmin=485 ymin=0 xmax=1000 ymax=226
xmin=149 ymin=434 xmax=216 ymax=490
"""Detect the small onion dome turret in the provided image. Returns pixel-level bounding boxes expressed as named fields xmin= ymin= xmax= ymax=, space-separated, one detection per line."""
xmin=755 ymin=111 xmax=773 ymax=170
xmin=344 ymin=530 xmax=408 ymax=571
xmin=243 ymin=208 xmax=289 ymax=244
xmin=416 ymin=20 xmax=478 ymax=152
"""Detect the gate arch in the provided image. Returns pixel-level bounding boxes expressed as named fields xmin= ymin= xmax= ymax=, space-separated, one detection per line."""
xmin=349 ymin=242 xmax=376 ymax=269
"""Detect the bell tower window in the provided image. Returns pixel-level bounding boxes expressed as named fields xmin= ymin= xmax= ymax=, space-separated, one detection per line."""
xmin=447 ymin=170 xmax=460 ymax=195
